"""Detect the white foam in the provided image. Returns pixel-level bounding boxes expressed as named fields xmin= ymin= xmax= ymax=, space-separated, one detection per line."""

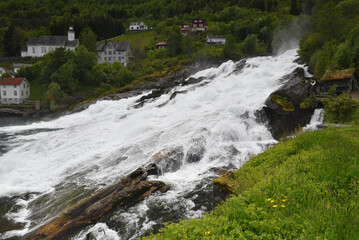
xmin=0 ymin=49 xmax=305 ymax=238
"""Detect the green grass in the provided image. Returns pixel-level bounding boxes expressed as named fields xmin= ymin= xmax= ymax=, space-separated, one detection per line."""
xmin=105 ymin=31 xmax=158 ymax=59
xmin=144 ymin=127 xmax=359 ymax=239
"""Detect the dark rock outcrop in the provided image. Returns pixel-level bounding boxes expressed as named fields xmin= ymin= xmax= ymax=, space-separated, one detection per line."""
xmin=263 ymin=67 xmax=314 ymax=139
xmin=22 ymin=164 xmax=169 ymax=240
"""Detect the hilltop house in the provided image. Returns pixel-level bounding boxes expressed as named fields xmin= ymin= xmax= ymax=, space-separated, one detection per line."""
xmin=129 ymin=22 xmax=148 ymax=31
xmin=206 ymin=35 xmax=226 ymax=45
xmin=181 ymin=20 xmax=208 ymax=35
xmin=21 ymin=27 xmax=79 ymax=58
xmin=96 ymin=41 xmax=133 ymax=66
xmin=156 ymin=41 xmax=167 ymax=49
xmin=316 ymin=69 xmax=358 ymax=95
xmin=0 ymin=78 xmax=30 ymax=104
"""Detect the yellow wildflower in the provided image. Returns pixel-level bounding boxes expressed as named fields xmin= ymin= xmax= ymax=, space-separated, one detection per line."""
xmin=267 ymin=198 xmax=271 ymax=201
xmin=282 ymin=199 xmax=286 ymax=202
xmin=270 ymin=200 xmax=275 ymax=203
xmin=273 ymin=205 xmax=278 ymax=208
xmin=281 ymin=205 xmax=285 ymax=208
xmin=205 ymin=231 xmax=210 ymax=235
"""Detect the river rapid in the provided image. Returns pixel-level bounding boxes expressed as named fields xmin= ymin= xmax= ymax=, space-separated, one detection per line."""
xmin=0 ymin=49 xmax=308 ymax=239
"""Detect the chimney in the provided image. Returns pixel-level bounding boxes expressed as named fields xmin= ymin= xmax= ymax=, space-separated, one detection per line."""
xmin=68 ymin=26 xmax=75 ymax=41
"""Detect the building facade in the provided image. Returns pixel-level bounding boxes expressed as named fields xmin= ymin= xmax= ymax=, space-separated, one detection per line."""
xmin=0 ymin=78 xmax=30 ymax=104
xmin=21 ymin=27 xmax=79 ymax=58
xmin=129 ymin=22 xmax=148 ymax=31
xmin=206 ymin=35 xmax=226 ymax=45
xmin=181 ymin=20 xmax=208 ymax=35
xmin=97 ymin=41 xmax=133 ymax=66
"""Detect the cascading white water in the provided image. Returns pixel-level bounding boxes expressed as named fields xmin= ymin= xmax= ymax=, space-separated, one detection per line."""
xmin=303 ymin=109 xmax=324 ymax=131
xmin=0 ymin=49 xmax=306 ymax=240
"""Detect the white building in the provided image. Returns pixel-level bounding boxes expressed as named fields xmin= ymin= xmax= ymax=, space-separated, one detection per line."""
xmin=0 ymin=67 xmax=5 ymax=75
xmin=97 ymin=41 xmax=133 ymax=66
xmin=0 ymin=78 xmax=30 ymax=104
xmin=129 ymin=22 xmax=148 ymax=31
xmin=21 ymin=27 xmax=79 ymax=58
xmin=206 ymin=35 xmax=226 ymax=45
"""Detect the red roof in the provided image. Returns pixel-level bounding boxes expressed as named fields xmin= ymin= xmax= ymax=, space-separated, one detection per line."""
xmin=0 ymin=78 xmax=26 ymax=85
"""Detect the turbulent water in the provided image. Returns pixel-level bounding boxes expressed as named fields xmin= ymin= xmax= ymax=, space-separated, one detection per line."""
xmin=0 ymin=49 xmax=307 ymax=240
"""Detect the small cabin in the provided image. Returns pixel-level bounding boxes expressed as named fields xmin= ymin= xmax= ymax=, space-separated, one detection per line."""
xmin=316 ymin=69 xmax=358 ymax=95
xmin=180 ymin=19 xmax=208 ymax=35
xmin=156 ymin=41 xmax=167 ymax=49
xmin=206 ymin=35 xmax=226 ymax=45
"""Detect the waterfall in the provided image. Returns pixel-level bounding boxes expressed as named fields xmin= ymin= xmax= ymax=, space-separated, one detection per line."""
xmin=303 ymin=109 xmax=324 ymax=131
xmin=0 ymin=49 xmax=307 ymax=240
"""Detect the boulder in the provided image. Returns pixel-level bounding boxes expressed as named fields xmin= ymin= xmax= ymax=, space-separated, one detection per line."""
xmin=22 ymin=164 xmax=169 ymax=240
xmin=263 ymin=67 xmax=314 ymax=139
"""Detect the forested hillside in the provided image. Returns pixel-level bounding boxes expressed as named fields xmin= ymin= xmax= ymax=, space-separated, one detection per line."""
xmin=0 ymin=0 xmax=358 ymax=111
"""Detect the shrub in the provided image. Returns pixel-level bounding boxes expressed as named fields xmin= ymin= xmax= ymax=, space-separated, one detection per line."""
xmin=272 ymin=94 xmax=294 ymax=111
xmin=324 ymin=93 xmax=357 ymax=123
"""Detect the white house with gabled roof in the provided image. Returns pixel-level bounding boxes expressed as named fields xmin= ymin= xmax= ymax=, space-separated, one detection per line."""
xmin=96 ymin=41 xmax=133 ymax=66
xmin=0 ymin=78 xmax=30 ymax=104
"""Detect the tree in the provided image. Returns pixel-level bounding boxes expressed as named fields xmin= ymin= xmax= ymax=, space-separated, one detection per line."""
xmin=290 ymin=0 xmax=300 ymax=16
xmin=224 ymin=35 xmax=239 ymax=58
xmin=79 ymin=27 xmax=97 ymax=53
xmin=242 ymin=34 xmax=258 ymax=55
xmin=44 ymin=82 xmax=67 ymax=110
xmin=0 ymin=72 xmax=11 ymax=80
xmin=73 ymin=46 xmax=98 ymax=85
xmin=183 ymin=33 xmax=194 ymax=58
xmin=167 ymin=26 xmax=183 ymax=57
xmin=3 ymin=26 xmax=28 ymax=56
xmin=51 ymin=62 xmax=78 ymax=94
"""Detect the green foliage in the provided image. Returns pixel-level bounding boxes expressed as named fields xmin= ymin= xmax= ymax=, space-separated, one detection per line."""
xmin=145 ymin=127 xmax=359 ymax=239
xmin=79 ymin=27 xmax=97 ymax=53
xmin=299 ymin=0 xmax=359 ymax=77
xmin=299 ymin=96 xmax=315 ymax=109
xmin=328 ymin=84 xmax=337 ymax=96
xmin=44 ymin=82 xmax=68 ymax=110
xmin=324 ymin=93 xmax=357 ymax=123
xmin=167 ymin=26 xmax=183 ymax=57
xmin=272 ymin=94 xmax=295 ymax=111
xmin=0 ymin=72 xmax=11 ymax=80
xmin=241 ymin=34 xmax=258 ymax=55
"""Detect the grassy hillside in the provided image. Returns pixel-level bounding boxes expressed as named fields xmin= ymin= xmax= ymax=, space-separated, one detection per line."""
xmin=144 ymin=126 xmax=359 ymax=239
xmin=106 ymin=31 xmax=159 ymax=59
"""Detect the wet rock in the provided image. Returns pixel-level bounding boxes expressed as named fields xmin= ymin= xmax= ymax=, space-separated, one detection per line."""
xmin=181 ymin=76 xmax=206 ymax=86
xmin=22 ymin=164 xmax=169 ymax=240
xmin=185 ymin=137 xmax=206 ymax=163
xmin=263 ymin=67 xmax=314 ymax=139
xmin=150 ymin=147 xmax=184 ymax=174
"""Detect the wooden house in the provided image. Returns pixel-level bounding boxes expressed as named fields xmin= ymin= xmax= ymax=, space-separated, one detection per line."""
xmin=316 ymin=69 xmax=358 ymax=95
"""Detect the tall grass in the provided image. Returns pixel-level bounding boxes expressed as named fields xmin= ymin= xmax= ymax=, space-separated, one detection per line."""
xmin=144 ymin=127 xmax=359 ymax=239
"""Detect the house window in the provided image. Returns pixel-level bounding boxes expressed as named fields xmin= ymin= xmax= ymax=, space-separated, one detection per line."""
xmin=119 ymin=57 xmax=121 ymax=60
xmin=3 ymin=90 xmax=6 ymax=96
xmin=122 ymin=57 xmax=124 ymax=59
xmin=104 ymin=51 xmax=107 ymax=55
xmin=26 ymin=91 xmax=28 ymax=95
xmin=14 ymin=85 xmax=17 ymax=88
xmin=14 ymin=91 xmax=17 ymax=96
xmin=32 ymin=47 xmax=35 ymax=53
xmin=14 ymin=98 xmax=17 ymax=103
xmin=22 ymin=90 xmax=24 ymax=96
xmin=109 ymin=57 xmax=111 ymax=61
xmin=23 ymin=83 xmax=25 ymax=87
xmin=109 ymin=51 xmax=112 ymax=55
xmin=41 ymin=47 xmax=46 ymax=54
xmin=113 ymin=51 xmax=116 ymax=54
xmin=105 ymin=57 xmax=107 ymax=61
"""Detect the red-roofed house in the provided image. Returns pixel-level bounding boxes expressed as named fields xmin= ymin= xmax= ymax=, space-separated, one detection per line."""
xmin=0 ymin=78 xmax=30 ymax=104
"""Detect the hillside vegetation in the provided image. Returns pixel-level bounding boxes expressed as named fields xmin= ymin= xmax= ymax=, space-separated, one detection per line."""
xmin=144 ymin=126 xmax=359 ymax=239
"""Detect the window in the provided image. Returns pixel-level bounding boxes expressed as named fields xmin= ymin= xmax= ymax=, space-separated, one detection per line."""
xmin=22 ymin=90 xmax=24 ymax=96
xmin=23 ymin=83 xmax=25 ymax=88
xmin=14 ymin=91 xmax=17 ymax=96
xmin=113 ymin=51 xmax=116 ymax=54
xmin=119 ymin=57 xmax=121 ymax=60
xmin=41 ymin=47 xmax=46 ymax=54
xmin=105 ymin=51 xmax=107 ymax=55
xmin=109 ymin=57 xmax=111 ymax=61
xmin=122 ymin=57 xmax=124 ymax=59
xmin=109 ymin=51 xmax=112 ymax=55
xmin=26 ymin=91 xmax=28 ymax=95
xmin=105 ymin=57 xmax=107 ymax=61
xmin=32 ymin=47 xmax=35 ymax=53
xmin=3 ymin=90 xmax=6 ymax=96
xmin=14 ymin=98 xmax=17 ymax=102
xmin=3 ymin=85 xmax=6 ymax=89
xmin=14 ymin=85 xmax=17 ymax=88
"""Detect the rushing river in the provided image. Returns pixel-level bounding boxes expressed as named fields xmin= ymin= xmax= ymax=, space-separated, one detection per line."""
xmin=0 ymin=49 xmax=308 ymax=239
